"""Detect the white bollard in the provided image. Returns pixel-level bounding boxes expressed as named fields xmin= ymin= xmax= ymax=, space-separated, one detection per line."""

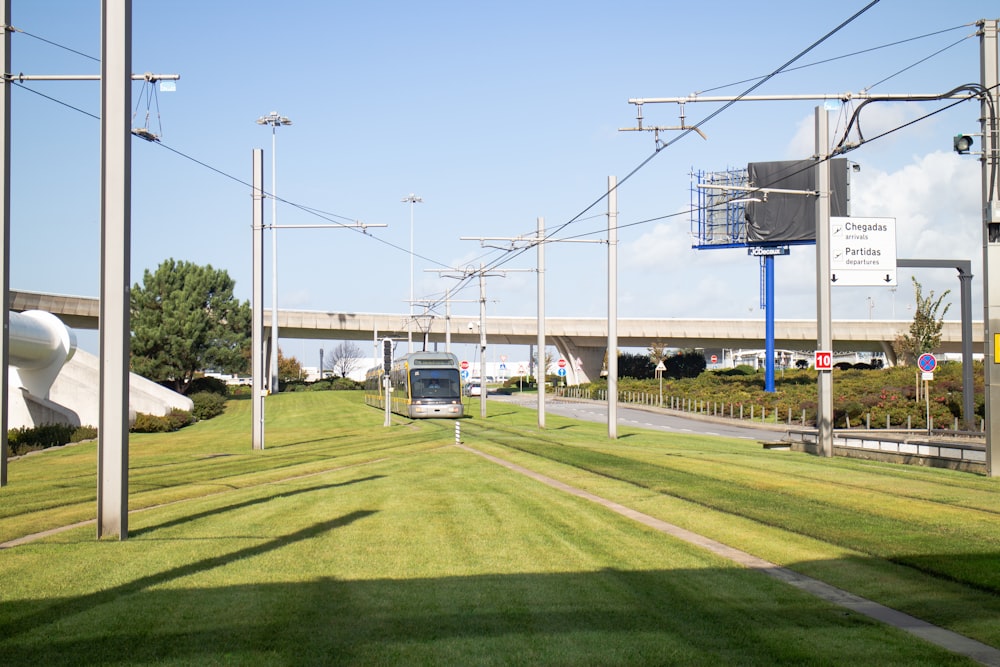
xmin=455 ymin=421 xmax=461 ymax=445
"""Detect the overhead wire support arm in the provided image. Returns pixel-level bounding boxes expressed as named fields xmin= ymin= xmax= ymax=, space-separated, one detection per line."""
xmin=619 ymin=101 xmax=708 ymax=144
xmin=626 ymin=91 xmax=978 ymax=105
xmin=623 ymin=89 xmax=983 ymax=153
xmin=697 ymin=183 xmax=818 ymax=199
xmin=459 ymin=235 xmax=608 ymax=249
xmin=270 ymin=222 xmax=385 ymax=231
xmin=459 ymin=235 xmax=538 ymax=252
xmin=4 ymin=72 xmax=180 ymax=82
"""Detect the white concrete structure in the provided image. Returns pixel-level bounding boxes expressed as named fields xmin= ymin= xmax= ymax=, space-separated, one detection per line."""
xmin=5 ymin=307 xmax=192 ymax=429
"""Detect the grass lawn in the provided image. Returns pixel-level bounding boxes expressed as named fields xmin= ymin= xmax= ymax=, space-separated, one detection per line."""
xmin=0 ymin=391 xmax=997 ymax=665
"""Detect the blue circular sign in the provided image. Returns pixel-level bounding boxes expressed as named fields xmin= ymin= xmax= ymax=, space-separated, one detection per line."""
xmin=461 ymin=370 xmax=469 ymax=379
xmin=917 ymin=353 xmax=937 ymax=373
xmin=557 ymin=368 xmax=567 ymax=377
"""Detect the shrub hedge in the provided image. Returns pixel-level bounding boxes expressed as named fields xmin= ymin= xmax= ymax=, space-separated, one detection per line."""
xmin=6 ymin=423 xmax=98 ymax=457
xmin=131 ymin=409 xmax=194 ymax=433
xmin=190 ymin=391 xmax=226 ymax=420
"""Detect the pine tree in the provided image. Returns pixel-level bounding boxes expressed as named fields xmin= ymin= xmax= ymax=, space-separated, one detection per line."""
xmin=130 ymin=259 xmax=251 ymax=394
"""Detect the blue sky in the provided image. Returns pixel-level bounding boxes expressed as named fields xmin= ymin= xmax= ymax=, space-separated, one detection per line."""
xmin=7 ymin=1 xmax=999 ymax=364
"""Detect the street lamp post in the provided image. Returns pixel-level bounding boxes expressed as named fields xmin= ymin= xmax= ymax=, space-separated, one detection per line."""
xmin=402 ymin=193 xmax=422 ymax=353
xmin=256 ymin=111 xmax=292 ymax=394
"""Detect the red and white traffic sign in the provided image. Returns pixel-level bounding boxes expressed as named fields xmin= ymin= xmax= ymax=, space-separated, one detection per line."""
xmin=557 ymin=358 xmax=567 ymax=368
xmin=710 ymin=354 xmax=718 ymax=364
xmin=814 ymin=351 xmax=833 ymax=371
xmin=460 ymin=360 xmax=469 ymax=370
xmin=917 ymin=353 xmax=937 ymax=373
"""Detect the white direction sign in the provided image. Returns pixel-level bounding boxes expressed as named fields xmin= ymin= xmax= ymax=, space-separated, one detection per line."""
xmin=829 ymin=216 xmax=897 ymax=287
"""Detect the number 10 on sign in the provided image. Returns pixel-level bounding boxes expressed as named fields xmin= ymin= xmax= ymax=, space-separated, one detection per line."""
xmin=815 ymin=351 xmax=833 ymax=371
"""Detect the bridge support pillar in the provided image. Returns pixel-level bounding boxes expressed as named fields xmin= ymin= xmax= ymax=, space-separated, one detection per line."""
xmin=880 ymin=341 xmax=897 ymax=367
xmin=551 ymin=336 xmax=604 ymax=385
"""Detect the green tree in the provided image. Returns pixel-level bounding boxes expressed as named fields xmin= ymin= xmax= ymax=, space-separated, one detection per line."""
xmin=131 ymin=259 xmax=251 ymax=394
xmin=892 ymin=277 xmax=951 ymax=365
xmin=665 ymin=350 xmax=707 ymax=379
xmin=647 ymin=339 xmax=670 ymax=364
xmin=618 ymin=351 xmax=655 ymax=379
xmin=277 ymin=348 xmax=303 ymax=383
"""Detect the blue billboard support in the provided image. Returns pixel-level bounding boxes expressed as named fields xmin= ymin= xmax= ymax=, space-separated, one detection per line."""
xmin=750 ymin=246 xmax=788 ymax=392
xmin=764 ymin=254 xmax=775 ymax=393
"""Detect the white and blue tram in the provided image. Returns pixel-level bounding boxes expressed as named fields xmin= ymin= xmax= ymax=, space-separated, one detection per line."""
xmin=364 ymin=351 xmax=464 ymax=419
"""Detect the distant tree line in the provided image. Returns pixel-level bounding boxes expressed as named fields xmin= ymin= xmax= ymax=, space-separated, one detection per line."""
xmin=617 ymin=350 xmax=706 ymax=380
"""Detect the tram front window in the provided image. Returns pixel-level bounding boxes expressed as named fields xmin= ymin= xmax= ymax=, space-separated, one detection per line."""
xmin=410 ymin=369 xmax=461 ymax=399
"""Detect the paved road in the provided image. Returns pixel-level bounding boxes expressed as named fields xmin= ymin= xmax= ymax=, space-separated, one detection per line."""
xmin=489 ymin=394 xmax=787 ymax=442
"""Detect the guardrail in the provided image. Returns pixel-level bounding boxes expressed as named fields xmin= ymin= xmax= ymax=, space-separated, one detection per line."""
xmin=782 ymin=429 xmax=986 ymax=474
xmin=551 ymin=386 xmax=988 ymax=474
xmin=556 ymin=385 xmax=983 ymax=433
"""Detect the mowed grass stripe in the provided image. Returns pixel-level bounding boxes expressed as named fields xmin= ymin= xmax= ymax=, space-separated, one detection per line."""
xmin=0 ymin=392 xmax=442 ymax=543
xmin=0 ymin=436 xmax=968 ymax=666
xmin=463 ymin=417 xmax=1000 ymax=593
xmin=448 ymin=404 xmax=1000 ymax=650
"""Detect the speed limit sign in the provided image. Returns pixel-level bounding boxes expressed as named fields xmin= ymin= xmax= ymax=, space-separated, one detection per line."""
xmin=814 ymin=351 xmax=833 ymax=371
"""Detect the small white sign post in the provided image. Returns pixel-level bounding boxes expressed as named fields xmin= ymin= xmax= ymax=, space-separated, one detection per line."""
xmin=655 ymin=360 xmax=666 ymax=407
xmin=918 ymin=353 xmax=938 ymax=434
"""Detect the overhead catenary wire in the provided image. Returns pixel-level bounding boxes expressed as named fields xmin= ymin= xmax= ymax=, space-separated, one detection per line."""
xmin=863 ymin=33 xmax=976 ymax=92
xmin=463 ymin=0 xmax=885 ymax=291
xmin=695 ymin=23 xmax=975 ymax=96
xmin=5 ymin=24 xmax=100 ymax=63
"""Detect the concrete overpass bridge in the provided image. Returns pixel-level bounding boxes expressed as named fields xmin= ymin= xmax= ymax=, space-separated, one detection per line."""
xmin=10 ymin=289 xmax=982 ymax=385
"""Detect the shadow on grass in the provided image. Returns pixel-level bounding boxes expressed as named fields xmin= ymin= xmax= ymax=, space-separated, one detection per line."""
xmin=131 ymin=476 xmax=385 ymax=538
xmin=0 ymin=563 xmax=984 ymax=665
xmin=262 ymin=433 xmax=362 ymax=449
xmin=0 ymin=510 xmax=377 ymax=649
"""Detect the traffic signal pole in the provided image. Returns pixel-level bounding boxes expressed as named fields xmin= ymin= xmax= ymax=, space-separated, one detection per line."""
xmin=979 ymin=18 xmax=1000 ymax=476
xmin=383 ymin=338 xmax=392 ymax=427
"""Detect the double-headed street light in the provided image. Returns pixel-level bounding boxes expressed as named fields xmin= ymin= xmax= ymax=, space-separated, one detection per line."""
xmin=402 ymin=193 xmax=422 ymax=353
xmin=256 ymin=111 xmax=292 ymax=393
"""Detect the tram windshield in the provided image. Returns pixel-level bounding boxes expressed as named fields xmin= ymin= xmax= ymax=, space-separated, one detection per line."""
xmin=410 ymin=368 xmax=461 ymax=399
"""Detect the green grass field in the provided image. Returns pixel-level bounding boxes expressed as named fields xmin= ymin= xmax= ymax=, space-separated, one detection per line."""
xmin=1 ymin=391 xmax=998 ymax=665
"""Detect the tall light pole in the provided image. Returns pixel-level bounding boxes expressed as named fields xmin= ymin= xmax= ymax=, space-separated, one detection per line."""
xmin=256 ymin=111 xmax=292 ymax=393
xmin=402 ymin=193 xmax=422 ymax=353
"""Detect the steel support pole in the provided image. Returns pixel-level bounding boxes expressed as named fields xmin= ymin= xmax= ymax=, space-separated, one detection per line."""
xmin=251 ymin=149 xmax=264 ymax=450
xmin=409 ymin=202 xmax=414 ymax=353
xmin=445 ymin=287 xmax=452 ymax=352
xmin=403 ymin=194 xmax=421 ymax=354
xmin=0 ymin=1 xmax=11 ymax=487
xmin=537 ymin=216 xmax=545 ymax=429
xmin=980 ymin=18 xmax=1000 ymax=475
xmin=97 ymin=0 xmax=131 ymax=539
xmin=479 ymin=264 xmax=487 ymax=419
xmin=608 ymin=176 xmax=618 ymax=439
xmin=815 ymin=107 xmax=833 ymax=457
xmin=269 ymin=128 xmax=279 ymax=394
xmin=960 ymin=269 xmax=974 ymax=430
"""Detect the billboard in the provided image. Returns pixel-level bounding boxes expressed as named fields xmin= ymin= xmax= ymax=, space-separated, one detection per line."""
xmin=744 ymin=159 xmax=850 ymax=244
